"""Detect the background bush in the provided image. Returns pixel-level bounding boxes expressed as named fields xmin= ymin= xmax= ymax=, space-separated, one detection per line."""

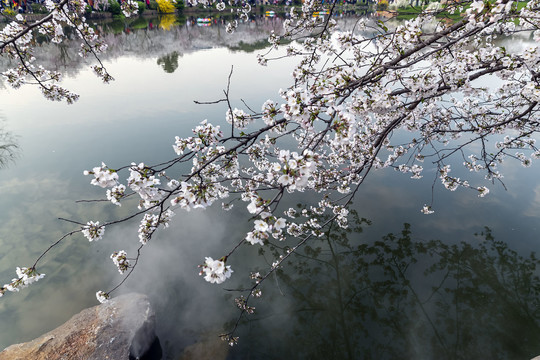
xmin=136 ymin=1 xmax=145 ymax=14
xmin=173 ymin=0 xmax=183 ymax=11
xmin=108 ymin=0 xmax=122 ymax=16
xmin=30 ymin=3 xmax=48 ymax=13
xmin=156 ymin=0 xmax=175 ymax=13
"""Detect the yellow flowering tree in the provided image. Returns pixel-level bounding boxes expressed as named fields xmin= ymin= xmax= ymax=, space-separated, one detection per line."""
xmin=156 ymin=0 xmax=175 ymax=13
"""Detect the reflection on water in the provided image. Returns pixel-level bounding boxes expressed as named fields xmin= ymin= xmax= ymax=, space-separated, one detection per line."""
xmin=0 ymin=13 xmax=290 ymax=85
xmin=0 ymin=11 xmax=372 ymax=83
xmin=230 ymin=210 xmax=540 ymax=359
xmin=0 ymin=11 xmax=539 ymax=360
xmin=0 ymin=122 xmax=18 ymax=169
xmin=157 ymin=51 xmax=181 ymax=73
xmin=159 ymin=14 xmax=181 ymax=31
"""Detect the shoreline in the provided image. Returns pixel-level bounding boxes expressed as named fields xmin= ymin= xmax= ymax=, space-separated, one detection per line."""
xmin=8 ymin=3 xmax=369 ymax=22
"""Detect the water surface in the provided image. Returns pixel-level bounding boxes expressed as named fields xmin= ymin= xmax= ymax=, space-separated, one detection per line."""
xmin=0 ymin=13 xmax=539 ymax=359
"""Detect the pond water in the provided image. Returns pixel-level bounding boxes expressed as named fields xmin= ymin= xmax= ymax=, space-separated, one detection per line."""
xmin=0 ymin=12 xmax=539 ymax=360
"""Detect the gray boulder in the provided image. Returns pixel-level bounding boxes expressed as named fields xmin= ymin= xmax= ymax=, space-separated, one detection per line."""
xmin=0 ymin=293 xmax=162 ymax=360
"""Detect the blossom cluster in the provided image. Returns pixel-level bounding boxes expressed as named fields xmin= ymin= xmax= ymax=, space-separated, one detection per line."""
xmin=267 ymin=149 xmax=318 ymax=191
xmin=127 ymin=163 xmax=163 ymax=209
xmin=226 ymin=108 xmax=253 ymax=129
xmin=96 ymin=290 xmax=110 ymax=304
xmin=106 ymin=184 xmax=126 ymax=206
xmin=121 ymin=0 xmax=139 ymax=17
xmin=173 ymin=120 xmax=223 ymax=155
xmin=84 ymin=163 xmax=119 ymax=188
xmin=199 ymin=257 xmax=233 ymax=284
xmin=170 ymin=181 xmax=227 ymax=211
xmin=138 ymin=210 xmax=174 ymax=245
xmin=82 ymin=221 xmax=105 ymax=242
xmin=235 ymin=295 xmax=255 ymax=314
xmin=0 ymin=267 xmax=45 ymax=297
xmin=110 ymin=250 xmax=130 ymax=274
xmin=245 ymin=212 xmax=287 ymax=246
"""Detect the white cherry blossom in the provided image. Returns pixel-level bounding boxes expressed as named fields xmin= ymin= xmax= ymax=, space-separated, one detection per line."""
xmin=199 ymin=257 xmax=233 ymax=284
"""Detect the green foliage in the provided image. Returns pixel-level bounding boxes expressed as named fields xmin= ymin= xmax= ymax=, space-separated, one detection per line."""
xmin=228 ymin=39 xmax=272 ymax=53
xmin=175 ymin=13 xmax=186 ymax=26
xmin=136 ymin=1 xmax=145 ymax=14
xmin=35 ymin=33 xmax=48 ymax=45
xmin=157 ymin=51 xmax=180 ymax=73
xmin=63 ymin=24 xmax=74 ymax=37
xmin=108 ymin=0 xmax=122 ymax=15
xmin=30 ymin=3 xmax=48 ymax=13
xmin=148 ymin=0 xmax=158 ymax=10
xmin=1 ymin=8 xmax=16 ymax=17
xmin=106 ymin=19 xmax=125 ymax=34
xmin=129 ymin=16 xmax=149 ymax=29
xmin=172 ymin=0 xmax=183 ymax=11
xmin=85 ymin=4 xmax=93 ymax=14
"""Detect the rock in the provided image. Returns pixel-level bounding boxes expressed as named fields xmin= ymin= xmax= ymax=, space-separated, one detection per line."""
xmin=0 ymin=293 xmax=162 ymax=360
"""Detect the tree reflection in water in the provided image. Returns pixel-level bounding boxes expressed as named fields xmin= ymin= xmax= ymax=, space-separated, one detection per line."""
xmin=230 ymin=209 xmax=540 ymax=360
xmin=0 ymin=126 xmax=18 ymax=169
xmin=157 ymin=51 xmax=180 ymax=74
